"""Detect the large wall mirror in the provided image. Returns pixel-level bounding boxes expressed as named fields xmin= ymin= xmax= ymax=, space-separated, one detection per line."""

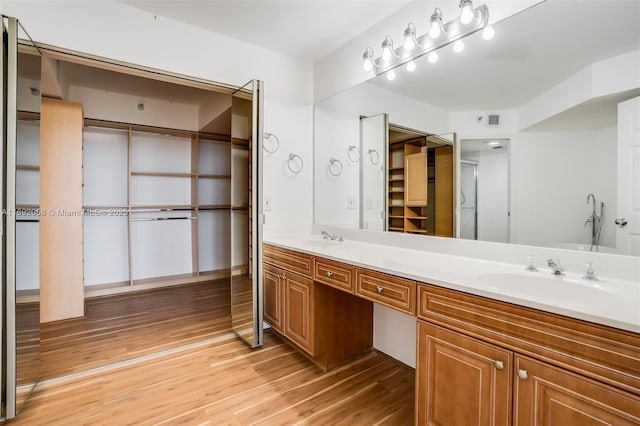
xmin=314 ymin=0 xmax=640 ymax=257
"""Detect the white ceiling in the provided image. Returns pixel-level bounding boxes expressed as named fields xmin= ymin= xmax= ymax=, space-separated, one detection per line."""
xmin=119 ymin=0 xmax=411 ymax=63
xmin=370 ymin=0 xmax=640 ymax=111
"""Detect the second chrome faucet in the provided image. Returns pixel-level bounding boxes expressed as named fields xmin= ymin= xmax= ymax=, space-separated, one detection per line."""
xmin=546 ymin=258 xmax=564 ymax=275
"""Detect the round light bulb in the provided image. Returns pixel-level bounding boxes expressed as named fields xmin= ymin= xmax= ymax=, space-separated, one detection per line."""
xmin=386 ymin=70 xmax=396 ymax=81
xmin=363 ymin=58 xmax=373 ymax=72
xmin=404 ymin=36 xmax=415 ymax=52
xmin=460 ymin=5 xmax=474 ymax=24
xmin=428 ymin=51 xmax=439 ymax=64
xmin=406 ymin=61 xmax=416 ymax=72
xmin=482 ymin=25 xmax=495 ymax=40
xmin=453 ymin=40 xmax=465 ymax=53
xmin=429 ymin=22 xmax=441 ymax=39
xmin=382 ymin=46 xmax=392 ymax=63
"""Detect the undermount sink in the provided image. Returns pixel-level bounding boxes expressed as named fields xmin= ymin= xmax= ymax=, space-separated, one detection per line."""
xmin=477 ymin=272 xmax=617 ymax=304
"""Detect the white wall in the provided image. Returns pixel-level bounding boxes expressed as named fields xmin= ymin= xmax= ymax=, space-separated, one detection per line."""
xmin=315 ymin=82 xmax=449 ymax=227
xmin=3 ymin=0 xmax=314 ymax=229
xmin=461 ymin=149 xmax=509 ymax=243
xmin=509 ymin=130 xmax=617 ymax=248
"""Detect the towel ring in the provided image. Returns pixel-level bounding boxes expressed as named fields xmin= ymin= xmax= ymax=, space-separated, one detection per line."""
xmin=328 ymin=158 xmax=344 ymax=177
xmin=347 ymin=145 xmax=360 ymax=162
xmin=287 ymin=153 xmax=304 ymax=174
xmin=368 ymin=149 xmax=380 ymax=165
xmin=263 ymin=132 xmax=280 ymax=153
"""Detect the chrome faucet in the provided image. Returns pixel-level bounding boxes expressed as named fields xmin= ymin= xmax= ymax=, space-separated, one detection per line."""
xmin=547 ymin=258 xmax=564 ymax=276
xmin=321 ymin=230 xmax=343 ymax=241
xmin=585 ymin=193 xmax=604 ymax=252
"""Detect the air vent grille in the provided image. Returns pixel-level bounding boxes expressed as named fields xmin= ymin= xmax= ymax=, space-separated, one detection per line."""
xmin=487 ymin=114 xmax=500 ymax=126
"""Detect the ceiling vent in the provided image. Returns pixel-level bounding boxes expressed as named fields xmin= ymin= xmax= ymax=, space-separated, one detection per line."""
xmin=487 ymin=113 xmax=500 ymax=126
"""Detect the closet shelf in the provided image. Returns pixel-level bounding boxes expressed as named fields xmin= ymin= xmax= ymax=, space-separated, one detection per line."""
xmin=198 ymin=204 xmax=232 ymax=211
xmin=130 ymin=205 xmax=196 ymax=210
xmin=388 ymin=226 xmax=404 ymax=231
xmin=17 ymin=164 xmax=40 ymax=171
xmin=406 ymin=216 xmax=428 ymax=220
xmin=406 ymin=229 xmax=428 ymax=234
xmin=131 ymin=171 xmax=195 ymax=178
xmin=83 ymin=205 xmax=129 ymax=209
xmin=198 ymin=174 xmax=232 ymax=179
xmin=388 ymin=215 xmax=404 ymax=219
xmin=389 ymin=167 xmax=405 ymax=171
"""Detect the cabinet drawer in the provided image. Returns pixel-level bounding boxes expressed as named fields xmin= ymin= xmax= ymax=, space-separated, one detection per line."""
xmin=356 ymin=269 xmax=416 ymax=315
xmin=263 ymin=244 xmax=313 ymax=277
xmin=314 ymin=257 xmax=355 ymax=293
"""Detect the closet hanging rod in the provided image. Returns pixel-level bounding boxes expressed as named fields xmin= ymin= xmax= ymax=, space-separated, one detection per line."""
xmin=131 ymin=217 xmax=195 ymax=222
xmin=131 ymin=207 xmax=195 ymax=212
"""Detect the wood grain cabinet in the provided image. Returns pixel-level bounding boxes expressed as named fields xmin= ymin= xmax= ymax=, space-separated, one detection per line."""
xmin=416 ymin=321 xmax=513 ymax=425
xmin=263 ymin=244 xmax=373 ymax=370
xmin=416 ymin=283 xmax=640 ymax=425
xmin=263 ymin=263 xmax=283 ymax=333
xmin=283 ymin=271 xmax=315 ymax=355
xmin=514 ymin=356 xmax=640 ymax=426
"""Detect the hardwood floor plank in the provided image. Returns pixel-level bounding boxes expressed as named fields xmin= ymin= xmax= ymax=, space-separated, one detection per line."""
xmin=40 ymin=280 xmax=232 ymax=379
xmin=11 ymin=331 xmax=415 ymax=425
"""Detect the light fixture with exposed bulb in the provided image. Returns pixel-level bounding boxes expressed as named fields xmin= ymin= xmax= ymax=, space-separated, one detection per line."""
xmin=428 ymin=8 xmax=444 ymax=39
xmin=403 ymin=23 xmax=417 ymax=51
xmin=381 ymin=35 xmax=394 ymax=63
xmin=362 ymin=47 xmax=374 ymax=72
xmin=459 ymin=0 xmax=475 ymax=25
xmin=358 ymin=2 xmax=490 ymax=79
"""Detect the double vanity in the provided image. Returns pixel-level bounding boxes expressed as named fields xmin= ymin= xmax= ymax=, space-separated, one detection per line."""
xmin=263 ymin=235 xmax=639 ymax=424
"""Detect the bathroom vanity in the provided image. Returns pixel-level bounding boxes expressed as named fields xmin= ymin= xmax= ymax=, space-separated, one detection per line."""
xmin=263 ymin=238 xmax=639 ymax=425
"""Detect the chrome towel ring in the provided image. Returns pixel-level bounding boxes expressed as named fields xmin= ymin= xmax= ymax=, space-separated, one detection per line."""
xmin=367 ymin=149 xmax=380 ymax=165
xmin=287 ymin=153 xmax=304 ymax=174
xmin=328 ymin=157 xmax=344 ymax=177
xmin=347 ymin=145 xmax=360 ymax=162
xmin=263 ymin=132 xmax=280 ymax=153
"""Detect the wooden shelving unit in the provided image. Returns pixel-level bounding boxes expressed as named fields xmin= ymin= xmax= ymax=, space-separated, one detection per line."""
xmin=386 ymin=128 xmax=454 ymax=236
xmin=17 ymin=112 xmax=237 ymax=300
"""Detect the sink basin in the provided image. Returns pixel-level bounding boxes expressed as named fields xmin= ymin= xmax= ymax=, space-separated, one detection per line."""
xmin=477 ymin=272 xmax=617 ymax=304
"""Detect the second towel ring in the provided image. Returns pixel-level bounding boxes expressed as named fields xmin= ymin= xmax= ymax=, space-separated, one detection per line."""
xmin=263 ymin=132 xmax=280 ymax=153
xmin=347 ymin=145 xmax=360 ymax=162
xmin=367 ymin=149 xmax=380 ymax=165
xmin=328 ymin=158 xmax=344 ymax=177
xmin=287 ymin=153 xmax=304 ymax=174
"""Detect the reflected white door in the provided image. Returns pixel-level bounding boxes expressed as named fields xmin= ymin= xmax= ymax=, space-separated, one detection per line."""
xmin=359 ymin=114 xmax=388 ymax=231
xmin=616 ymin=96 xmax=640 ymax=256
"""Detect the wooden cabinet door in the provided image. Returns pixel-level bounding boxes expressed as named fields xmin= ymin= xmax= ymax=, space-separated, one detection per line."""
xmin=283 ymin=272 xmax=315 ymax=355
xmin=416 ymin=321 xmax=512 ymax=425
xmin=405 ymin=152 xmax=427 ymax=206
xmin=263 ymin=264 xmax=283 ymax=333
xmin=514 ymin=355 xmax=640 ymax=425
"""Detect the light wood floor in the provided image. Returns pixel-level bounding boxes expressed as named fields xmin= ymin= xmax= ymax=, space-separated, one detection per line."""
xmin=40 ymin=279 xmax=232 ymax=379
xmin=11 ymin=330 xmax=415 ymax=425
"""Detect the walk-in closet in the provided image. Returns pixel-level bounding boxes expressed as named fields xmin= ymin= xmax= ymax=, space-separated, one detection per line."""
xmin=9 ymin=34 xmax=262 ymax=415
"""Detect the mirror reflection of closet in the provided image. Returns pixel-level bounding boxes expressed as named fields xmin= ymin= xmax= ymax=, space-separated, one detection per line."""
xmin=15 ymin=48 xmax=41 ymax=413
xmin=13 ymin=41 xmax=263 ymax=397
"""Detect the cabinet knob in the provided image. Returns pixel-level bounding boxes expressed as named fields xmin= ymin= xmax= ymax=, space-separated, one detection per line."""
xmin=326 ymin=271 xmax=333 ymax=277
xmin=517 ymin=369 xmax=528 ymax=380
xmin=376 ymin=286 xmax=384 ymax=293
xmin=494 ymin=360 xmax=504 ymax=370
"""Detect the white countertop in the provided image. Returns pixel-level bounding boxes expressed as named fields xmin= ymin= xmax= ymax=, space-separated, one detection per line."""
xmin=264 ymin=235 xmax=640 ymax=334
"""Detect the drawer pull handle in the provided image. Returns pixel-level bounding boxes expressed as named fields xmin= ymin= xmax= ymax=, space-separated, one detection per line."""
xmin=376 ymin=286 xmax=384 ymax=293
xmin=494 ymin=360 xmax=504 ymax=370
xmin=326 ymin=271 xmax=333 ymax=277
xmin=517 ymin=369 xmax=528 ymax=380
